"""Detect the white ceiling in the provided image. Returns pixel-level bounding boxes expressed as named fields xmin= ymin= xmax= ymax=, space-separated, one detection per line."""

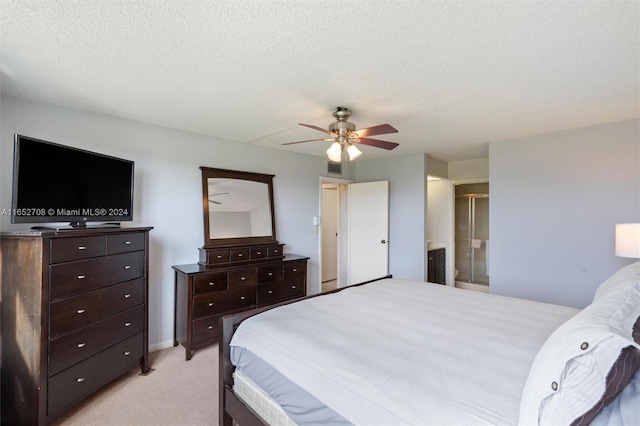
xmin=1 ymin=1 xmax=638 ymax=162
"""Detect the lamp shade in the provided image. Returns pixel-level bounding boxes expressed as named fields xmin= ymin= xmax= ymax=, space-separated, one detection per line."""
xmin=326 ymin=142 xmax=342 ymax=162
xmin=615 ymin=223 xmax=640 ymax=258
xmin=346 ymin=144 xmax=362 ymax=160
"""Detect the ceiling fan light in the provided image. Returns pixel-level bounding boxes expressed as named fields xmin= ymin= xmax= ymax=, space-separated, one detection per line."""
xmin=327 ymin=142 xmax=343 ymax=162
xmin=347 ymin=144 xmax=362 ymax=160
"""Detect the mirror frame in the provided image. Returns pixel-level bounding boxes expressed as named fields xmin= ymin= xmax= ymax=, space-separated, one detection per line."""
xmin=200 ymin=166 xmax=277 ymax=248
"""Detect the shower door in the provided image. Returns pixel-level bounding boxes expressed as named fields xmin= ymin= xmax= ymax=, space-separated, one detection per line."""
xmin=455 ymin=183 xmax=489 ymax=286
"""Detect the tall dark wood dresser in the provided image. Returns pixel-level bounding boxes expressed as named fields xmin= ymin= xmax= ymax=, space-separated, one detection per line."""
xmin=1 ymin=226 xmax=152 ymax=425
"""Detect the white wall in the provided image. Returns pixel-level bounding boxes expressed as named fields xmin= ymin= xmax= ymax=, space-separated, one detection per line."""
xmin=490 ymin=119 xmax=640 ymax=308
xmin=210 ymin=212 xmax=251 ymax=238
xmin=355 ymin=153 xmax=428 ymax=281
xmin=0 ymin=96 xmax=328 ymax=349
xmin=449 ymin=158 xmax=489 ymax=182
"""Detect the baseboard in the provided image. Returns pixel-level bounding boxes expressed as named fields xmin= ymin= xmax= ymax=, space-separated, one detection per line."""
xmin=150 ymin=339 xmax=176 ymax=353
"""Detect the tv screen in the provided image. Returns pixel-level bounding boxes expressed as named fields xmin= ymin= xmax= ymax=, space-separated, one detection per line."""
xmin=11 ymin=134 xmax=134 ymax=228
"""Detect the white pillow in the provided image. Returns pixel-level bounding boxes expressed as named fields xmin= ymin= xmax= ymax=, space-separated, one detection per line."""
xmin=519 ymin=279 xmax=640 ymax=426
xmin=593 ymin=261 xmax=640 ymax=303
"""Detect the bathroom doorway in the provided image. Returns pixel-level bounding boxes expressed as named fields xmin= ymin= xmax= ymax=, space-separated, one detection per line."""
xmin=454 ymin=182 xmax=489 ymax=292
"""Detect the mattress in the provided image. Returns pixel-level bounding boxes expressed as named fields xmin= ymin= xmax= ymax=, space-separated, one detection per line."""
xmin=233 ymin=369 xmax=297 ymax=426
xmin=232 ymin=346 xmax=350 ymax=425
xmin=230 ymin=279 xmax=579 ymax=425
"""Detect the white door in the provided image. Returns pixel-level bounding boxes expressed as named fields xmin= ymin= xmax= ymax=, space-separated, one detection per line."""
xmin=321 ymin=187 xmax=338 ymax=282
xmin=348 ymin=181 xmax=389 ymax=284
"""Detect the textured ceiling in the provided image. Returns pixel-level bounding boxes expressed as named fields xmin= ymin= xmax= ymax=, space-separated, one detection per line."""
xmin=1 ymin=1 xmax=638 ymax=162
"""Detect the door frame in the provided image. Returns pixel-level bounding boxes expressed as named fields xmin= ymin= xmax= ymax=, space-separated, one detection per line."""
xmin=317 ymin=176 xmax=353 ymax=294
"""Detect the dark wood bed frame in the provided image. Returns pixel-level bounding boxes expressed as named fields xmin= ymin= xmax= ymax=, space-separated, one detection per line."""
xmin=219 ymin=275 xmax=392 ymax=426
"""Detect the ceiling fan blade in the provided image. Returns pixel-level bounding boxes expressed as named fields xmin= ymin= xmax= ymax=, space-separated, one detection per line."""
xmin=282 ymin=138 xmax=333 ymax=146
xmin=299 ymin=123 xmax=332 ymax=134
xmin=353 ymin=124 xmax=398 ymax=138
xmin=358 ymin=137 xmax=399 ymax=150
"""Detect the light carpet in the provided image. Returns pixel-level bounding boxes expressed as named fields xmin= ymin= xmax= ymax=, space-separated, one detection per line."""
xmin=55 ymin=344 xmax=218 ymax=425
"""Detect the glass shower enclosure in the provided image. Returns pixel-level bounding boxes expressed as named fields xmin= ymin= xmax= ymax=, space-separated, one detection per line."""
xmin=455 ymin=183 xmax=489 ymax=287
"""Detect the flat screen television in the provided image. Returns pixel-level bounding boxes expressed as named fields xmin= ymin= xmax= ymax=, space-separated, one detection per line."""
xmin=11 ymin=134 xmax=134 ymax=229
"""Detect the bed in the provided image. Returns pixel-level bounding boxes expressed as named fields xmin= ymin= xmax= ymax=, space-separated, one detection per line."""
xmin=219 ymin=262 xmax=640 ymax=425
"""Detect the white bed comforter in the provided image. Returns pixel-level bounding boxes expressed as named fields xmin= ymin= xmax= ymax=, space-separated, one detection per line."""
xmin=230 ymin=279 xmax=579 ymax=425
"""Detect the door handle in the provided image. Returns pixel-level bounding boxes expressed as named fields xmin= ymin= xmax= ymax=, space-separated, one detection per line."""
xmin=381 ymin=239 xmax=386 ymax=244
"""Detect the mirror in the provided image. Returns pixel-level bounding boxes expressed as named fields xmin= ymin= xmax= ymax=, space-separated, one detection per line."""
xmin=200 ymin=167 xmax=277 ymax=247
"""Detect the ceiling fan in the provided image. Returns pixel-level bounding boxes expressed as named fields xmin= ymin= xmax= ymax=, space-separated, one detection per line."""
xmin=208 ymin=192 xmax=229 ymax=205
xmin=282 ymin=107 xmax=399 ymax=162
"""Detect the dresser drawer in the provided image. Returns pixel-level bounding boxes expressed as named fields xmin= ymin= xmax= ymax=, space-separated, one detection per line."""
xmin=268 ymin=245 xmax=283 ymax=258
xmin=204 ymin=249 xmax=230 ymax=265
xmin=48 ymin=332 xmax=143 ymax=417
xmin=258 ymin=264 xmax=282 ymax=283
xmin=106 ymin=232 xmax=145 ymax=255
xmin=230 ymin=248 xmax=250 ymax=262
xmin=50 ymin=236 xmax=106 ymax=264
xmin=250 ymin=247 xmax=268 ymax=259
xmin=257 ymin=282 xmax=304 ymax=305
xmin=228 ymin=267 xmax=257 ymax=289
xmin=193 ymin=287 xmax=255 ymax=319
xmin=101 ymin=278 xmax=145 ymax=314
xmin=192 ymin=315 xmax=220 ymax=342
xmin=193 ymin=271 xmax=228 ymax=294
xmin=284 ymin=261 xmax=306 ymax=278
xmin=49 ymin=278 xmax=145 ymax=339
xmin=49 ymin=305 xmax=144 ymax=376
xmin=50 ymin=251 xmax=145 ymax=300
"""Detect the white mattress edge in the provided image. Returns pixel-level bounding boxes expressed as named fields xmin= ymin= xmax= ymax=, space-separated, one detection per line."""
xmin=233 ymin=370 xmax=298 ymax=426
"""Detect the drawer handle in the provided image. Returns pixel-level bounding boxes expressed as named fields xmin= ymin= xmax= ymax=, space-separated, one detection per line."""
xmin=208 ymin=302 xmax=214 ymax=307
xmin=273 ymin=250 xmax=279 ymax=253
xmin=208 ymin=325 xmax=214 ymax=330
xmin=76 ymin=377 xmax=85 ymax=383
xmin=268 ymin=290 xmax=273 ymax=294
xmin=124 ymin=294 xmax=131 ymax=298
xmin=217 ymin=255 xmax=223 ymax=259
xmin=124 ymin=322 xmax=132 ymax=327
xmin=209 ymin=282 xmax=216 ymax=286
xmin=240 ymin=296 xmax=246 ymax=300
xmin=77 ymin=343 xmax=86 ymax=348
xmin=124 ymin=241 xmax=132 ymax=245
xmin=77 ymin=309 xmax=85 ymax=314
xmin=77 ymin=246 xmax=86 ymax=250
xmin=124 ymin=265 xmax=131 ymax=270
xmin=268 ymin=272 xmax=273 ymax=276
xmin=257 ymin=251 xmax=262 ymax=255
xmin=291 ymin=285 xmax=297 ymax=289
xmin=241 ymin=277 xmax=246 ymax=281
xmin=77 ymin=275 xmax=86 ymax=279
xmin=123 ymin=351 xmax=131 ymax=356
xmin=237 ymin=254 xmax=243 ymax=257
xmin=292 ymin=268 xmax=298 ymax=272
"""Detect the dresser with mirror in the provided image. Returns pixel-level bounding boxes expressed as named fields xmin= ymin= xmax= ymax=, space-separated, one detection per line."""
xmin=172 ymin=167 xmax=309 ymax=360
